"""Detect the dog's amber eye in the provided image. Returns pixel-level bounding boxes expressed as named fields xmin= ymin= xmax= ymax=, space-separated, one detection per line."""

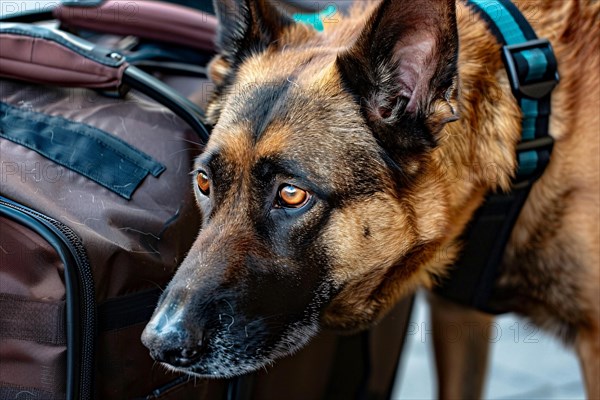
xmin=196 ymin=171 xmax=210 ymax=196
xmin=277 ymin=185 xmax=310 ymax=208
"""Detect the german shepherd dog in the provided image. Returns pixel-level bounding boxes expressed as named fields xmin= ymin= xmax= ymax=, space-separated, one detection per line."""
xmin=142 ymin=0 xmax=599 ymax=397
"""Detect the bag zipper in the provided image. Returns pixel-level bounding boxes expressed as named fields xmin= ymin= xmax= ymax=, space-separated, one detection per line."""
xmin=0 ymin=196 xmax=96 ymax=400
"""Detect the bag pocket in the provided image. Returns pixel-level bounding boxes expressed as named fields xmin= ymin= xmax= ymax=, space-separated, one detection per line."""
xmin=0 ymin=102 xmax=165 ymax=200
xmin=0 ymin=196 xmax=96 ymax=400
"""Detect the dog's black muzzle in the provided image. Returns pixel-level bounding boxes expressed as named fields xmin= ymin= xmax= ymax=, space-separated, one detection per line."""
xmin=141 ymin=290 xmax=207 ymax=368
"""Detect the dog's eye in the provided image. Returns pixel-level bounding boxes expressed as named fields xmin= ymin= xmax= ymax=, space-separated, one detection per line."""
xmin=196 ymin=171 xmax=210 ymax=196
xmin=277 ymin=185 xmax=310 ymax=208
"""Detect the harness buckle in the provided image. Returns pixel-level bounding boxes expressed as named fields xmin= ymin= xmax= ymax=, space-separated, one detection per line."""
xmin=513 ymin=136 xmax=554 ymax=187
xmin=502 ymin=38 xmax=560 ymax=99
xmin=515 ymin=135 xmax=554 ymax=153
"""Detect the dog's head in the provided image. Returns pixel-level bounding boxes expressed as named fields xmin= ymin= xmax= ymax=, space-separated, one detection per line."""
xmin=142 ymin=0 xmax=459 ymax=377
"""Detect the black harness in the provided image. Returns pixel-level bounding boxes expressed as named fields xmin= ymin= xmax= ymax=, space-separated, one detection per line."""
xmin=435 ymin=0 xmax=560 ymax=312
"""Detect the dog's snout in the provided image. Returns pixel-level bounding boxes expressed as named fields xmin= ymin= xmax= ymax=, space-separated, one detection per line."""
xmin=141 ymin=297 xmax=206 ymax=368
xmin=142 ymin=321 xmax=205 ymax=368
xmin=159 ymin=342 xmax=203 ymax=367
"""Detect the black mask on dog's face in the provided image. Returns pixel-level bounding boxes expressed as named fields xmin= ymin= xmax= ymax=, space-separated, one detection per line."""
xmin=142 ymin=143 xmax=337 ymax=376
xmin=142 ymin=0 xmax=459 ymax=377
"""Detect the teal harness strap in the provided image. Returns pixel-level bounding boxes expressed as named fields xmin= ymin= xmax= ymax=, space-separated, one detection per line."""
xmin=435 ymin=0 xmax=559 ymax=312
xmin=469 ymin=0 xmax=559 ymax=178
xmin=292 ymin=5 xmax=337 ymax=32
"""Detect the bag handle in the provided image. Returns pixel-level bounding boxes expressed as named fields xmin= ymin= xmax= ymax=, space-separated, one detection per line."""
xmin=0 ymin=23 xmax=210 ymax=142
xmin=54 ymin=0 xmax=217 ymax=52
xmin=1 ymin=23 xmax=127 ymax=88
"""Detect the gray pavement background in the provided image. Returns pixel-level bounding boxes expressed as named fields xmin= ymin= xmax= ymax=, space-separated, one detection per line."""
xmin=391 ymin=292 xmax=585 ymax=400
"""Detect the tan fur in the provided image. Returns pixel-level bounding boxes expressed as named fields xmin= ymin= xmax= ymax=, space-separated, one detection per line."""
xmin=203 ymin=0 xmax=599 ymax=394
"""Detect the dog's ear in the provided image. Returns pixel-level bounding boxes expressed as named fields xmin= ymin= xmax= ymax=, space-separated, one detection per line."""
xmin=336 ymin=0 xmax=459 ymax=151
xmin=210 ymin=0 xmax=293 ymax=81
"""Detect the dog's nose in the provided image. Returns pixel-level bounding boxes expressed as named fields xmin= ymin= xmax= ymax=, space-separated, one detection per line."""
xmin=142 ymin=323 xmax=205 ymax=368
xmin=157 ymin=342 xmax=203 ymax=368
xmin=141 ymin=300 xmax=205 ymax=368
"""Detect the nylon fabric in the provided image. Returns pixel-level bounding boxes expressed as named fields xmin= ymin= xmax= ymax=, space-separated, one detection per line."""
xmin=0 ymin=293 xmax=66 ymax=345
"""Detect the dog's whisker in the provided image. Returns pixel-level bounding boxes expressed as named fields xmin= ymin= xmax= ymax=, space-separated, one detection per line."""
xmin=168 ymin=147 xmax=201 ymax=157
xmin=223 ymin=299 xmax=235 ymax=315
xmin=177 ymin=137 xmax=204 ymax=146
xmin=221 ymin=313 xmax=235 ymax=331
xmin=224 ymin=341 xmax=235 ymax=349
xmin=248 ymin=313 xmax=285 ymax=325
xmin=140 ymin=279 xmax=165 ymax=293
xmin=286 ymin=76 xmax=299 ymax=89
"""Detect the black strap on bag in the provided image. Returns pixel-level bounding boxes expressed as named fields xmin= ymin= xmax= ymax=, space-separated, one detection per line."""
xmin=435 ymin=0 xmax=559 ymax=312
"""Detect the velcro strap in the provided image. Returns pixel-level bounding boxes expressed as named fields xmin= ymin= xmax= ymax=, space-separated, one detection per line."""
xmin=0 ymin=384 xmax=64 ymax=400
xmin=0 ymin=102 xmax=165 ymax=199
xmin=0 ymin=294 xmax=66 ymax=345
xmin=98 ymin=288 xmax=162 ymax=332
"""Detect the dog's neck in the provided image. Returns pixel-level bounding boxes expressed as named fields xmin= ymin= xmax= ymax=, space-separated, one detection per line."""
xmin=432 ymin=1 xmax=524 ymax=239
